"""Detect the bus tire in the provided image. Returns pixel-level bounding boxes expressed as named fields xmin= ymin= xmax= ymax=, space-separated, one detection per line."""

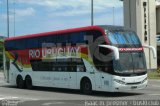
xmin=25 ymin=76 xmax=33 ymax=89
xmin=81 ymin=78 xmax=92 ymax=94
xmin=16 ymin=75 xmax=24 ymax=89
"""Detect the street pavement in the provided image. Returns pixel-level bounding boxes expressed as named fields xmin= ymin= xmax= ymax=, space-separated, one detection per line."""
xmin=0 ymin=72 xmax=160 ymax=106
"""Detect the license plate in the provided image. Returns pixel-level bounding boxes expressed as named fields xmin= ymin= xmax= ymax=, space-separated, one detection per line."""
xmin=131 ymin=86 xmax=137 ymax=89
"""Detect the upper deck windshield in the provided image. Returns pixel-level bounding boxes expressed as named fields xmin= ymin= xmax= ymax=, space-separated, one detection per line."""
xmin=107 ymin=30 xmax=141 ymax=47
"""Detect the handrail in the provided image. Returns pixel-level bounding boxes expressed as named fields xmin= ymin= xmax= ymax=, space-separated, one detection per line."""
xmin=143 ymin=45 xmax=157 ymax=59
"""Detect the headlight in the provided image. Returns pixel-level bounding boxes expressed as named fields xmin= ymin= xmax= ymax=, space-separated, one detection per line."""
xmin=141 ymin=77 xmax=147 ymax=84
xmin=114 ymin=79 xmax=126 ymax=85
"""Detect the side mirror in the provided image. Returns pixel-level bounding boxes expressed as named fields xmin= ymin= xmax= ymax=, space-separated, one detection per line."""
xmin=99 ymin=45 xmax=119 ymax=60
xmin=143 ymin=45 xmax=157 ymax=59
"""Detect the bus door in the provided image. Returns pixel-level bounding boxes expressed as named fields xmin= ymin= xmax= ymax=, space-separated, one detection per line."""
xmin=94 ymin=67 xmax=102 ymax=90
xmin=68 ymin=58 xmax=84 ymax=89
xmin=100 ymin=66 xmax=113 ymax=91
xmin=100 ymin=62 xmax=116 ymax=91
xmin=98 ymin=46 xmax=114 ymax=91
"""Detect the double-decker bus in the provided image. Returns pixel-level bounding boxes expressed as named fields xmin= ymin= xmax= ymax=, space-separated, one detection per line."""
xmin=3 ymin=25 xmax=156 ymax=94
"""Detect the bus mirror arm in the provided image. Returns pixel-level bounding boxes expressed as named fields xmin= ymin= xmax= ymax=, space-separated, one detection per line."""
xmin=99 ymin=45 xmax=119 ymax=60
xmin=143 ymin=45 xmax=157 ymax=59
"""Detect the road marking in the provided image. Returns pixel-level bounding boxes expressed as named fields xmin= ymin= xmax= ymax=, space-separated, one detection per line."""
xmin=0 ymin=98 xmax=5 ymax=100
xmin=152 ymin=85 xmax=160 ymax=88
xmin=0 ymin=96 xmax=19 ymax=100
xmin=148 ymin=94 xmax=160 ymax=96
xmin=23 ymin=98 xmax=39 ymax=101
xmin=0 ymin=95 xmax=39 ymax=101
xmin=11 ymin=97 xmax=19 ymax=99
xmin=42 ymin=102 xmax=65 ymax=106
xmin=149 ymin=80 xmax=160 ymax=82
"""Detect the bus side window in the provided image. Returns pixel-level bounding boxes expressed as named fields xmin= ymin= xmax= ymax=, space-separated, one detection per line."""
xmin=26 ymin=38 xmax=38 ymax=49
xmin=99 ymin=47 xmax=110 ymax=55
xmin=77 ymin=65 xmax=85 ymax=72
xmin=77 ymin=59 xmax=86 ymax=72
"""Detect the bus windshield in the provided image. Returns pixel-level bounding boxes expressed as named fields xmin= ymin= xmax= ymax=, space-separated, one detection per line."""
xmin=113 ymin=52 xmax=147 ymax=75
xmin=102 ymin=29 xmax=147 ymax=76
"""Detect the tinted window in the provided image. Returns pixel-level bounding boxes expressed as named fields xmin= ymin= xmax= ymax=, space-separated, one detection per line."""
xmin=113 ymin=52 xmax=147 ymax=74
xmin=57 ymin=34 xmax=68 ymax=43
xmin=108 ymin=33 xmax=118 ymax=44
xmin=5 ymin=40 xmax=26 ymax=50
xmin=108 ymin=31 xmax=141 ymax=45
xmin=26 ymin=38 xmax=38 ymax=49
xmin=30 ymin=58 xmax=86 ymax=72
xmin=5 ymin=41 xmax=15 ymax=50
xmin=87 ymin=30 xmax=103 ymax=41
xmin=38 ymin=35 xmax=57 ymax=47
xmin=16 ymin=39 xmax=26 ymax=50
xmin=132 ymin=52 xmax=147 ymax=71
xmin=114 ymin=53 xmax=134 ymax=73
xmin=69 ymin=32 xmax=86 ymax=44
xmin=115 ymin=32 xmax=127 ymax=44
xmin=92 ymin=47 xmax=113 ymax=73
xmin=5 ymin=31 xmax=91 ymax=50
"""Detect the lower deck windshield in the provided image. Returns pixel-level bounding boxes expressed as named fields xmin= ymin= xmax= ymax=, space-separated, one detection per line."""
xmin=113 ymin=52 xmax=147 ymax=75
xmin=94 ymin=46 xmax=147 ymax=76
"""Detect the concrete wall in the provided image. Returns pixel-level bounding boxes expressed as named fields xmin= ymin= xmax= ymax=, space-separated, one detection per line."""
xmin=123 ymin=0 xmax=157 ymax=70
xmin=157 ymin=6 xmax=160 ymax=34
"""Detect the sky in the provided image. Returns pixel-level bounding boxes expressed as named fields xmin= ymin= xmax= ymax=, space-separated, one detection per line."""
xmin=0 ymin=0 xmax=123 ymax=37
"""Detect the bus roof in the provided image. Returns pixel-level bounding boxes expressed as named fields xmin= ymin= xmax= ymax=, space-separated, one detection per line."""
xmin=5 ymin=26 xmax=106 ymax=42
xmin=5 ymin=25 xmax=128 ymax=42
xmin=100 ymin=25 xmax=131 ymax=31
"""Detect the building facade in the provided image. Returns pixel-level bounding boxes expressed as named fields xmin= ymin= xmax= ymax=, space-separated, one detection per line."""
xmin=123 ymin=0 xmax=157 ymax=70
xmin=157 ymin=5 xmax=160 ymax=34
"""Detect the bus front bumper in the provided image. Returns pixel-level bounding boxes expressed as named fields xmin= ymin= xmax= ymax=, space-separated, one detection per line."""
xmin=113 ymin=81 xmax=147 ymax=92
xmin=111 ymin=75 xmax=148 ymax=92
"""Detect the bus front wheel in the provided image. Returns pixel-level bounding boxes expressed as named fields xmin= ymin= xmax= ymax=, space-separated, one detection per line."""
xmin=25 ymin=76 xmax=33 ymax=89
xmin=16 ymin=75 xmax=24 ymax=89
xmin=81 ymin=78 xmax=92 ymax=94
